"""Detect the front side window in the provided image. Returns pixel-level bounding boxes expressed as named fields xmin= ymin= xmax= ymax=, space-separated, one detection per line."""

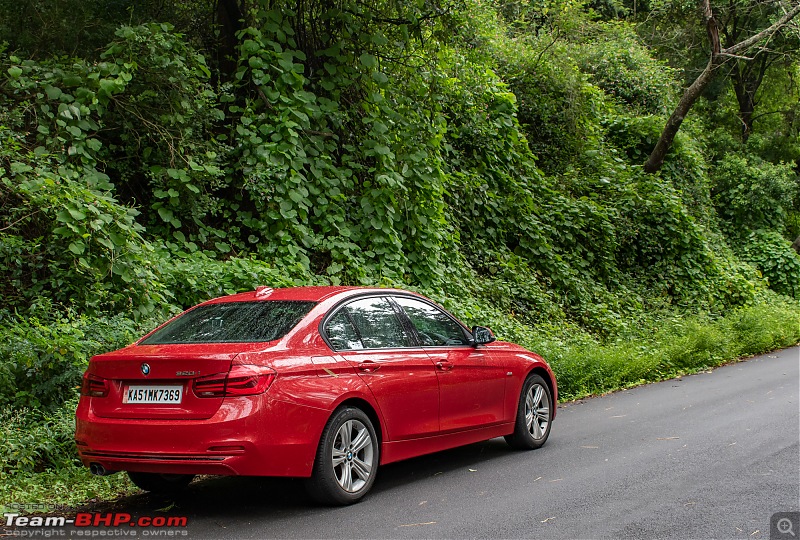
xmin=141 ymin=301 xmax=316 ymax=344
xmin=329 ymin=297 xmax=411 ymax=349
xmin=394 ymin=297 xmax=469 ymax=346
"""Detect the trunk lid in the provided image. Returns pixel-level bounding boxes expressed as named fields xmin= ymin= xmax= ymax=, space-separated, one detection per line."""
xmin=88 ymin=343 xmax=267 ymax=420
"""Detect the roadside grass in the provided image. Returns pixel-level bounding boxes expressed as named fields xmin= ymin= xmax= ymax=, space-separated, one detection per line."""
xmin=0 ymin=469 xmax=136 ymax=514
xmin=0 ymin=400 xmax=137 ymax=513
xmin=0 ymin=298 xmax=797 ymax=510
xmin=547 ymin=300 xmax=800 ymax=400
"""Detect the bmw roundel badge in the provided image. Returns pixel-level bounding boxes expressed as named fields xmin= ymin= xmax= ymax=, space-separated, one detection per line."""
xmin=141 ymin=363 xmax=151 ymax=376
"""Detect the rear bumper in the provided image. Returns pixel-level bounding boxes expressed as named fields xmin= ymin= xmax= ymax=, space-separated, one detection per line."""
xmin=75 ymin=396 xmax=329 ymax=477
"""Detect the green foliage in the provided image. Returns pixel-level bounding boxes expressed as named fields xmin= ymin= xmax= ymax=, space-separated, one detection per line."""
xmin=741 ymin=230 xmax=800 ymax=298
xmin=0 ymin=401 xmax=78 ymax=474
xmin=0 ymin=162 xmax=165 ymax=315
xmin=494 ymin=37 xmax=606 ymax=173
xmin=0 ymin=0 xmax=216 ymax=59
xmin=549 ymin=297 xmax=800 ymax=399
xmin=712 ymin=153 xmax=799 ymax=233
xmin=160 ymin=251 xmax=318 ymax=309
xmin=0 ymin=400 xmax=136 ymax=509
xmin=573 ymin=23 xmax=677 ymax=114
xmin=0 ymin=307 xmax=147 ymax=411
xmin=226 ymin=9 xmax=453 ymax=285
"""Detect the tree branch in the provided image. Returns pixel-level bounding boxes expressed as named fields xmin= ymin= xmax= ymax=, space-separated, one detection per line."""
xmin=725 ymin=2 xmax=800 ymax=56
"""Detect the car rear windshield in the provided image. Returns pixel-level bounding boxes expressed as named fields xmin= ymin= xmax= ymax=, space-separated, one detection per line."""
xmin=140 ymin=301 xmax=317 ymax=344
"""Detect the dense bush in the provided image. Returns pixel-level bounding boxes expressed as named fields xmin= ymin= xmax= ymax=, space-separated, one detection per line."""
xmin=0 ymin=308 xmax=148 ymax=411
xmin=573 ymin=23 xmax=678 ymax=114
xmin=0 ymin=401 xmax=78 ymax=475
xmin=741 ymin=230 xmax=800 ymax=299
xmin=712 ymin=153 xmax=799 ymax=234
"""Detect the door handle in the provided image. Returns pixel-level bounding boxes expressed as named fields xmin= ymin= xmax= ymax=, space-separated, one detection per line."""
xmin=436 ymin=361 xmax=454 ymax=372
xmin=358 ymin=361 xmax=380 ymax=373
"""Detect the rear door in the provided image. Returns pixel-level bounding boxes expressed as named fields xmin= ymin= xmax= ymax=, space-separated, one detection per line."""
xmin=325 ymin=296 xmax=440 ymax=440
xmin=391 ymin=296 xmax=507 ymax=432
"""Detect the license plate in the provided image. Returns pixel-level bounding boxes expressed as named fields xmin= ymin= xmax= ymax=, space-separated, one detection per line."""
xmin=123 ymin=385 xmax=183 ymax=404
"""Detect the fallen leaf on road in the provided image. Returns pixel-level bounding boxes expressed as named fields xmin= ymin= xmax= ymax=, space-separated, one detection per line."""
xmin=540 ymin=517 xmax=556 ymax=523
xmin=399 ymin=522 xmax=437 ymax=527
xmin=419 ymin=501 xmax=427 ymax=506
xmin=729 ymin=442 xmax=737 ymax=446
xmin=657 ymin=437 xmax=680 ymax=440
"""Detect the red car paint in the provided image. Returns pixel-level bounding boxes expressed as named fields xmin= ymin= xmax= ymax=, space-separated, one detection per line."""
xmin=75 ymin=287 xmax=557 ymax=479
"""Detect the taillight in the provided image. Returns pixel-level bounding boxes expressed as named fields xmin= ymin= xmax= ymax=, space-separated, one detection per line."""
xmin=80 ymin=373 xmax=109 ymax=398
xmin=193 ymin=363 xmax=276 ymax=398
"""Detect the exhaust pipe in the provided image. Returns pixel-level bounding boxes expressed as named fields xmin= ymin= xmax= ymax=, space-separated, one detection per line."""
xmin=89 ymin=463 xmax=106 ymax=476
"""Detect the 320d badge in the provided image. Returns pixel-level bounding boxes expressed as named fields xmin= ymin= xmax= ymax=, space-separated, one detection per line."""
xmin=75 ymin=286 xmax=557 ymax=505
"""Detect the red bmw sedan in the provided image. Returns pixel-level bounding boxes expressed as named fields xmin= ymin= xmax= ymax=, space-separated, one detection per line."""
xmin=75 ymin=286 xmax=557 ymax=505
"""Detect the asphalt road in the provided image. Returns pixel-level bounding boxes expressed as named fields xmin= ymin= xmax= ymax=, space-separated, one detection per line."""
xmin=81 ymin=346 xmax=800 ymax=539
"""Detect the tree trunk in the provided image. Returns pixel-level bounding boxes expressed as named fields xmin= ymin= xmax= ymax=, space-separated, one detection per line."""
xmin=644 ymin=0 xmax=721 ymax=174
xmin=732 ymin=74 xmax=756 ymax=142
xmin=216 ymin=0 xmax=244 ymax=78
xmin=792 ymin=235 xmax=800 ymax=254
xmin=644 ymin=1 xmax=800 ymax=174
xmin=644 ymin=57 xmax=721 ymax=173
xmin=730 ymin=53 xmax=770 ymax=143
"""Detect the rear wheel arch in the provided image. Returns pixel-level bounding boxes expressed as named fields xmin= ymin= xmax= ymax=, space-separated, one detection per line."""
xmin=336 ymin=397 xmax=383 ymax=445
xmin=306 ymin=402 xmax=381 ymax=504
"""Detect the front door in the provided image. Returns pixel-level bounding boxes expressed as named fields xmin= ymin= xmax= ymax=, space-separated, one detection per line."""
xmin=392 ymin=296 xmax=507 ymax=433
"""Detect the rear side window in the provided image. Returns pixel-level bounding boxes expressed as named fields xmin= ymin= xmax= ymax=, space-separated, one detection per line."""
xmin=325 ymin=310 xmax=364 ymax=351
xmin=141 ymin=301 xmax=316 ymax=344
xmin=326 ymin=297 xmax=411 ymax=350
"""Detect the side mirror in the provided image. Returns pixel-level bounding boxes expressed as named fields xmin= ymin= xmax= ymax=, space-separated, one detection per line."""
xmin=472 ymin=326 xmax=496 ymax=346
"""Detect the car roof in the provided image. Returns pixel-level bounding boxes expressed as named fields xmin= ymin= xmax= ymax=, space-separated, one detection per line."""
xmin=202 ymin=286 xmax=417 ymax=304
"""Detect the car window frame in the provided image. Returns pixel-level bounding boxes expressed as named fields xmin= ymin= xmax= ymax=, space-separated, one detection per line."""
xmin=320 ymin=292 xmax=474 ymax=352
xmin=387 ymin=295 xmax=474 ymax=348
xmin=320 ymin=294 xmax=420 ymax=352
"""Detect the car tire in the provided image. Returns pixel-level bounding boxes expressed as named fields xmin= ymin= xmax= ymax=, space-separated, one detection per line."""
xmin=127 ymin=472 xmax=195 ymax=494
xmin=306 ymin=406 xmax=379 ymax=505
xmin=505 ymin=374 xmax=553 ymax=450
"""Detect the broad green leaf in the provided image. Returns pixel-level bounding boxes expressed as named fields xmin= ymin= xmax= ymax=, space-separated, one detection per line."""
xmin=359 ymin=53 xmax=377 ymax=69
xmin=158 ymin=207 xmax=174 ymax=222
